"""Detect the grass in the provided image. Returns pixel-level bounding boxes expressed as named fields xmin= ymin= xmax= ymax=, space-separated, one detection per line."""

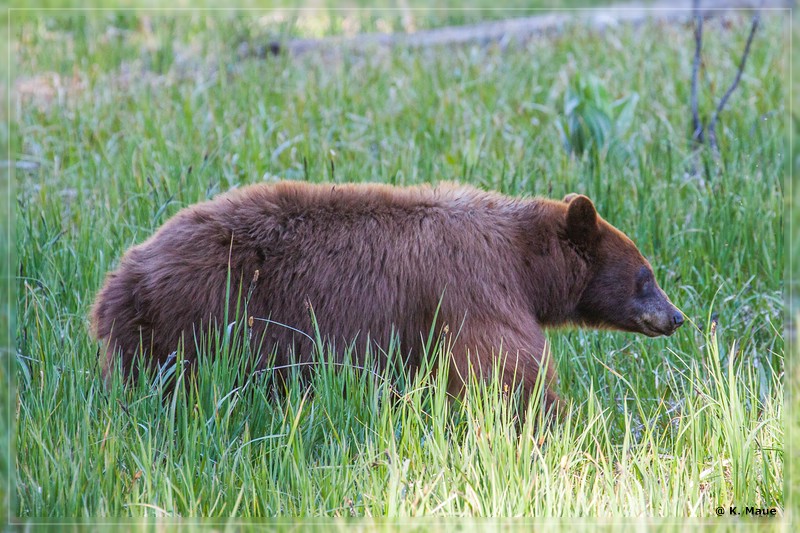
xmin=10 ymin=7 xmax=787 ymax=520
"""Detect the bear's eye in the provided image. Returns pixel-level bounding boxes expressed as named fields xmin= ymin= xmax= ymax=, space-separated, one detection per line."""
xmin=635 ymin=266 xmax=653 ymax=294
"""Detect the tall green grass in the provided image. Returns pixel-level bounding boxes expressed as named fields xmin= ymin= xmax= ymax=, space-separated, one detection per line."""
xmin=13 ymin=297 xmax=784 ymax=517
xmin=11 ymin=9 xmax=786 ymax=519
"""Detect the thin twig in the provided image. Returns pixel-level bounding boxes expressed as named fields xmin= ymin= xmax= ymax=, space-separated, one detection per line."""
xmin=707 ymin=12 xmax=760 ymax=151
xmin=691 ymin=0 xmax=704 ymax=144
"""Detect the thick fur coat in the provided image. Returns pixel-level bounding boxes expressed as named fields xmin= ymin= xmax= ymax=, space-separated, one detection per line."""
xmin=92 ymin=181 xmax=683 ymax=412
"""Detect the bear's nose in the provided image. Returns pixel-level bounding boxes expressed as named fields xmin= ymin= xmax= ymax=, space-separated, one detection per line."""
xmin=672 ymin=311 xmax=684 ymax=328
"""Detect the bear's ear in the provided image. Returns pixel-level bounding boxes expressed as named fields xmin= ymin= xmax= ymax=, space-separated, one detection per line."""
xmin=563 ymin=193 xmax=580 ymax=204
xmin=565 ymin=194 xmax=599 ymax=248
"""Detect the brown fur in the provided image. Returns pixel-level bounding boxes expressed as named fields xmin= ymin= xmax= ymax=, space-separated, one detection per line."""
xmin=91 ymin=181 xmax=682 ymax=413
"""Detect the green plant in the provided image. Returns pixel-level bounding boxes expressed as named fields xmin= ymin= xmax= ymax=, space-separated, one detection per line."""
xmin=555 ymin=72 xmax=639 ymax=161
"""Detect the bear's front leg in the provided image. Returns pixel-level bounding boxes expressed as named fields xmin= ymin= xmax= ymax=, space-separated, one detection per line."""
xmin=445 ymin=317 xmax=563 ymax=422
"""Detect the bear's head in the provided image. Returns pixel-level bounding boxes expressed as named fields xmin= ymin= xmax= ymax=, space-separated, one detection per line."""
xmin=563 ymin=193 xmax=684 ymax=337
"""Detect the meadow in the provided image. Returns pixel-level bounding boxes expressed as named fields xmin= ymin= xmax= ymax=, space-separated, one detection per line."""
xmin=10 ymin=7 xmax=787 ymax=520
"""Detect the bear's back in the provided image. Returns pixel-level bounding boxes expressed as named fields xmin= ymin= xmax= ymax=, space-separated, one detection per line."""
xmin=94 ymin=180 xmax=553 ymax=380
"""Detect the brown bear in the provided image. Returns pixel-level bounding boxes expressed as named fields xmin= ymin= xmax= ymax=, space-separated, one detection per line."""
xmin=91 ymin=181 xmax=683 ymax=413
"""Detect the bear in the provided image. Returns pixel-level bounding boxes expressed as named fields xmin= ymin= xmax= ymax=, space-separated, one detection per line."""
xmin=91 ymin=181 xmax=683 ymax=414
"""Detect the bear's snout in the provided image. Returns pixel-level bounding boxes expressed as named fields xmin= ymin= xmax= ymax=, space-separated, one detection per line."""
xmin=661 ymin=307 xmax=685 ymax=336
xmin=639 ymin=302 xmax=684 ymax=337
xmin=671 ymin=310 xmax=684 ymax=329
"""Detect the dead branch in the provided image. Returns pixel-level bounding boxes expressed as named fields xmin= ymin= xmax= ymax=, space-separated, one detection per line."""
xmin=691 ymin=0 xmax=704 ymax=144
xmin=706 ymin=13 xmax=761 ymax=151
xmin=239 ymin=0 xmax=787 ymax=59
